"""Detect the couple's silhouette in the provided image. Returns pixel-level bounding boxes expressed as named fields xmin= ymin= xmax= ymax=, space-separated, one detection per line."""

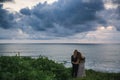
xmin=71 ymin=50 xmax=85 ymax=78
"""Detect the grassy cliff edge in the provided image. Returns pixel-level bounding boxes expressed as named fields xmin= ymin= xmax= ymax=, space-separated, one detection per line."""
xmin=0 ymin=56 xmax=120 ymax=80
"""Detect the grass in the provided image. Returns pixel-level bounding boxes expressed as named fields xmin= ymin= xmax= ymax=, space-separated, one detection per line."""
xmin=73 ymin=69 xmax=120 ymax=80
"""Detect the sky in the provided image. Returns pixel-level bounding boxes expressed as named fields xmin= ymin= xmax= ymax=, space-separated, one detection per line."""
xmin=0 ymin=0 xmax=120 ymax=43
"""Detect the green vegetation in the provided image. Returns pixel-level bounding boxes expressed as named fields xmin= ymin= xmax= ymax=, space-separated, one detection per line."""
xmin=0 ymin=56 xmax=71 ymax=80
xmin=0 ymin=56 xmax=120 ymax=80
xmin=74 ymin=69 xmax=120 ymax=80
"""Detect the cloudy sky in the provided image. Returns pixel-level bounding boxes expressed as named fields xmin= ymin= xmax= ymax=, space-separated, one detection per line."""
xmin=0 ymin=0 xmax=120 ymax=43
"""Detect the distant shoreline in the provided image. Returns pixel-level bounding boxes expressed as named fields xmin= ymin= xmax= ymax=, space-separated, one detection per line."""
xmin=0 ymin=43 xmax=120 ymax=45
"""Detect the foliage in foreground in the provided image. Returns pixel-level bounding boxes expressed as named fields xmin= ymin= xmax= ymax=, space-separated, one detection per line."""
xmin=0 ymin=56 xmax=120 ymax=80
xmin=0 ymin=56 xmax=71 ymax=80
xmin=74 ymin=69 xmax=120 ymax=80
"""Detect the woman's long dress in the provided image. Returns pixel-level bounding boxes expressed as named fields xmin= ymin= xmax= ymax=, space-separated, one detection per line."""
xmin=77 ymin=59 xmax=86 ymax=77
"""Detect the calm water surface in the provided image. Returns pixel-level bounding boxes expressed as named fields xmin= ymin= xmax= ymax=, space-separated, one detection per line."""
xmin=0 ymin=43 xmax=120 ymax=73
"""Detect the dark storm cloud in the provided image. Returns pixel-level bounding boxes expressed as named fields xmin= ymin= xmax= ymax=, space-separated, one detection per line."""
xmin=0 ymin=0 xmax=13 ymax=2
xmin=112 ymin=0 xmax=120 ymax=16
xmin=20 ymin=8 xmax=31 ymax=15
xmin=103 ymin=0 xmax=120 ymax=31
xmin=20 ymin=0 xmax=104 ymax=37
xmin=0 ymin=0 xmax=120 ymax=40
xmin=112 ymin=0 xmax=120 ymax=4
xmin=0 ymin=4 xmax=16 ymax=29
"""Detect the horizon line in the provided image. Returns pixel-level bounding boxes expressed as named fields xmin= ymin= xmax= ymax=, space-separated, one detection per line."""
xmin=0 ymin=40 xmax=120 ymax=44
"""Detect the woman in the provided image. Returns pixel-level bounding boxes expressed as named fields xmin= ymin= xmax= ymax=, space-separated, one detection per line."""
xmin=71 ymin=50 xmax=79 ymax=78
xmin=77 ymin=51 xmax=86 ymax=78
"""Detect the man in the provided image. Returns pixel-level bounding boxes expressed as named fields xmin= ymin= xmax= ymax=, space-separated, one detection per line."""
xmin=71 ymin=50 xmax=79 ymax=78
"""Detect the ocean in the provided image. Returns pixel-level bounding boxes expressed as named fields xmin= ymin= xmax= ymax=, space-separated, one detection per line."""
xmin=0 ymin=43 xmax=120 ymax=73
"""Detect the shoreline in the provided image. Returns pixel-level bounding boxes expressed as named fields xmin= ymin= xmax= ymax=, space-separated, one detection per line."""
xmin=0 ymin=56 xmax=120 ymax=80
xmin=1 ymin=55 xmax=120 ymax=74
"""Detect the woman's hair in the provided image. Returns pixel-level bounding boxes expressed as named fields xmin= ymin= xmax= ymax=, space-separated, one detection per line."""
xmin=73 ymin=49 xmax=78 ymax=56
xmin=77 ymin=52 xmax=85 ymax=62
xmin=77 ymin=52 xmax=82 ymax=59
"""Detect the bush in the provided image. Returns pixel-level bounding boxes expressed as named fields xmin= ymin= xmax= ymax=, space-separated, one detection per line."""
xmin=0 ymin=56 xmax=71 ymax=80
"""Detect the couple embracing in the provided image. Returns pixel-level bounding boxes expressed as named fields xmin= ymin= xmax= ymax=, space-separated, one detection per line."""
xmin=71 ymin=50 xmax=86 ymax=78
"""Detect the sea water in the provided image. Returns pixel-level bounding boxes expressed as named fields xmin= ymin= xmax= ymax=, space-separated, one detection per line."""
xmin=0 ymin=43 xmax=120 ymax=73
